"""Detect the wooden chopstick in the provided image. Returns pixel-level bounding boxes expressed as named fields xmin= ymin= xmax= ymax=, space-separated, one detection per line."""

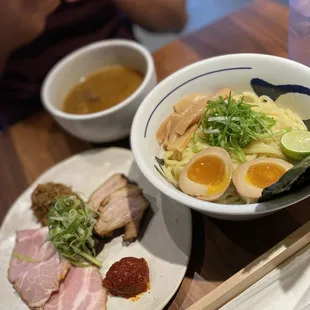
xmin=187 ymin=221 xmax=310 ymax=310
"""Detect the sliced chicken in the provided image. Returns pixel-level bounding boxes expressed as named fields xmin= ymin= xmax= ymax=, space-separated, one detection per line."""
xmin=45 ymin=266 xmax=107 ymax=310
xmin=173 ymin=93 xmax=209 ymax=114
xmin=168 ymin=124 xmax=198 ymax=152
xmin=8 ymin=228 xmax=70 ymax=310
xmin=95 ymin=184 xmax=149 ymax=241
xmin=89 ymin=174 xmax=128 ymax=211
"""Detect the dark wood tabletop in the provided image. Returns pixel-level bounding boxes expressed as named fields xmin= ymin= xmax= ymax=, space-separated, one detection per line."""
xmin=1 ymin=0 xmax=306 ymax=309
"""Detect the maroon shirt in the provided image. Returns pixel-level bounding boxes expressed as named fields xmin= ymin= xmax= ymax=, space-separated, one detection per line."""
xmin=0 ymin=0 xmax=135 ymax=129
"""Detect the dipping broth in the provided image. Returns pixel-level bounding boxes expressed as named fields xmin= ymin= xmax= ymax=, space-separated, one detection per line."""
xmin=63 ymin=66 xmax=144 ymax=114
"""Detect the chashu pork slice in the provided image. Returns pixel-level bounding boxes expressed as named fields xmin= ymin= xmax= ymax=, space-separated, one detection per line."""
xmin=95 ymin=184 xmax=149 ymax=241
xmin=45 ymin=266 xmax=107 ymax=310
xmin=8 ymin=227 xmax=70 ymax=310
xmin=89 ymin=174 xmax=128 ymax=211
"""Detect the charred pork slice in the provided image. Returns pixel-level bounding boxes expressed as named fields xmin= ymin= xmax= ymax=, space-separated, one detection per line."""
xmin=95 ymin=184 xmax=149 ymax=241
xmin=88 ymin=174 xmax=128 ymax=211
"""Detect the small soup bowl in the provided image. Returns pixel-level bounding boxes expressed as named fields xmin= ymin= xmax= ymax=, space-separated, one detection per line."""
xmin=131 ymin=53 xmax=310 ymax=220
xmin=42 ymin=39 xmax=156 ymax=143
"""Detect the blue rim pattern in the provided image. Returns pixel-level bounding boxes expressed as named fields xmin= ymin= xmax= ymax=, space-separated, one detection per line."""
xmin=251 ymin=78 xmax=310 ymax=101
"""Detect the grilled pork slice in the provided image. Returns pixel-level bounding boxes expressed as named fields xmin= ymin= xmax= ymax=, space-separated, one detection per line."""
xmin=8 ymin=228 xmax=70 ymax=310
xmin=95 ymin=184 xmax=149 ymax=241
xmin=45 ymin=266 xmax=107 ymax=310
xmin=89 ymin=174 xmax=128 ymax=211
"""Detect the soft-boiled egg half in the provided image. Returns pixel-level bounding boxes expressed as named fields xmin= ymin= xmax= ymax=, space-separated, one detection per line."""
xmin=179 ymin=147 xmax=233 ymax=201
xmin=233 ymin=158 xmax=293 ymax=203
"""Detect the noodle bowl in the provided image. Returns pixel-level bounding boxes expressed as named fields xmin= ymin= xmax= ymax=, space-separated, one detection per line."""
xmin=162 ymin=91 xmax=307 ymax=204
xmin=131 ymin=54 xmax=310 ymax=220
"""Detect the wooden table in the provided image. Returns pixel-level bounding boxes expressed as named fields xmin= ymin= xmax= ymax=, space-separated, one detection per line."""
xmin=1 ymin=0 xmax=305 ymax=309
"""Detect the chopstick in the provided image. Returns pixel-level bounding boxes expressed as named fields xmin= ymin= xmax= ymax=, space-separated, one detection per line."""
xmin=187 ymin=221 xmax=310 ymax=310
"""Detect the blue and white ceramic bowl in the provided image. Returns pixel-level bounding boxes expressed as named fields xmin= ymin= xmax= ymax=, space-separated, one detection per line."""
xmin=131 ymin=54 xmax=310 ymax=220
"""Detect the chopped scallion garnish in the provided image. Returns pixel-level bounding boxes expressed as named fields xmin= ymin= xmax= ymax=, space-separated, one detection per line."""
xmin=47 ymin=196 xmax=101 ymax=267
xmin=193 ymin=93 xmax=283 ymax=162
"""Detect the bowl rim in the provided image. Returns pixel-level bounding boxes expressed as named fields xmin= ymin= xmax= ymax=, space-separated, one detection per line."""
xmin=41 ymin=39 xmax=154 ymax=120
xmin=131 ymin=53 xmax=310 ymax=216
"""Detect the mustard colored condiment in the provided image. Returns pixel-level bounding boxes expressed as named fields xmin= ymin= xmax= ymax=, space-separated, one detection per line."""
xmin=63 ymin=65 xmax=143 ymax=115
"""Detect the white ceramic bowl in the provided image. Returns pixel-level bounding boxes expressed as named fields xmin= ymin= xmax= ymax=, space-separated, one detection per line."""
xmin=131 ymin=54 xmax=310 ymax=220
xmin=42 ymin=40 xmax=156 ymax=143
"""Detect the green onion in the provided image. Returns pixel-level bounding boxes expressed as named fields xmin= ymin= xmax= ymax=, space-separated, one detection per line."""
xmin=13 ymin=252 xmax=42 ymax=263
xmin=193 ymin=93 xmax=284 ymax=162
xmin=47 ymin=196 xmax=101 ymax=267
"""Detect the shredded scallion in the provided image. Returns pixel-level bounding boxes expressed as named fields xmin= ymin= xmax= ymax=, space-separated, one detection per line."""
xmin=47 ymin=196 xmax=101 ymax=267
xmin=193 ymin=93 xmax=286 ymax=162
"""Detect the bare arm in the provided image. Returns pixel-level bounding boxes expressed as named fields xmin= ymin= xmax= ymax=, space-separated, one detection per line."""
xmin=113 ymin=0 xmax=187 ymax=33
xmin=0 ymin=0 xmax=60 ymax=74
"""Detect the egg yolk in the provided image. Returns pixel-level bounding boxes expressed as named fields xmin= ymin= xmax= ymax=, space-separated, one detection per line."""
xmin=187 ymin=155 xmax=226 ymax=188
xmin=247 ymin=162 xmax=286 ymax=188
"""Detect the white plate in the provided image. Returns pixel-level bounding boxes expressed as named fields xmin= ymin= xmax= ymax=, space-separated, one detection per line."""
xmin=0 ymin=147 xmax=192 ymax=310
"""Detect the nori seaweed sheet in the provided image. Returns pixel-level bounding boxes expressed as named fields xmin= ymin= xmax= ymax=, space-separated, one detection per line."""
xmin=258 ymin=155 xmax=310 ymax=202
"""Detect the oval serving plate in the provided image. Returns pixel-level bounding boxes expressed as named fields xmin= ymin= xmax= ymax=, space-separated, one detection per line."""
xmin=0 ymin=147 xmax=192 ymax=310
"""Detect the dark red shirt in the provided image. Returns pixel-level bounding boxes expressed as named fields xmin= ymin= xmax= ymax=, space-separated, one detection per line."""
xmin=0 ymin=0 xmax=135 ymax=129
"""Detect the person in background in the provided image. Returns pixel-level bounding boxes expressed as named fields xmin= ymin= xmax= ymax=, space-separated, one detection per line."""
xmin=0 ymin=0 xmax=187 ymax=130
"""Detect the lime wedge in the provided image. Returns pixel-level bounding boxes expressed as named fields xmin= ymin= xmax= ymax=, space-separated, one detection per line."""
xmin=281 ymin=131 xmax=310 ymax=161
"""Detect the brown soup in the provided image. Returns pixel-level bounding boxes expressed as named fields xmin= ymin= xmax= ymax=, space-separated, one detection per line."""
xmin=63 ymin=65 xmax=144 ymax=115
